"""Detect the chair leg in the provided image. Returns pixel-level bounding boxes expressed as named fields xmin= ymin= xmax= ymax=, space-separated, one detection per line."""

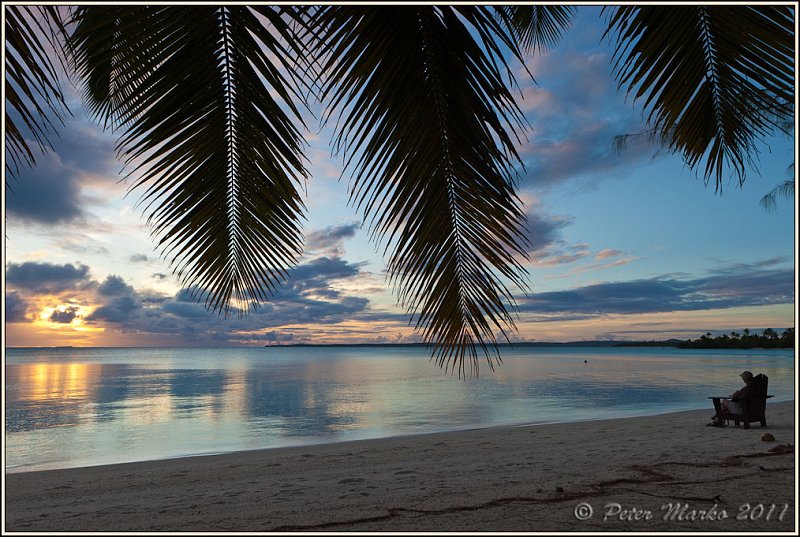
xmin=735 ymin=420 xmax=740 ymax=427
xmin=761 ymin=419 xmax=767 ymax=427
xmin=743 ymin=422 xmax=750 ymax=429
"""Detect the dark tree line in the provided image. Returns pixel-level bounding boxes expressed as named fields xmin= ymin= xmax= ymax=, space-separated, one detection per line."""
xmin=678 ymin=328 xmax=794 ymax=349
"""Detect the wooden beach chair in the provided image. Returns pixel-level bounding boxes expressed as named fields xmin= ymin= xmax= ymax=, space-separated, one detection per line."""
xmin=727 ymin=374 xmax=773 ymax=428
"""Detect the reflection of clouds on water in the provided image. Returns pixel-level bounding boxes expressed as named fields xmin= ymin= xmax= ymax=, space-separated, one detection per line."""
xmin=5 ymin=347 xmax=794 ymax=471
xmin=244 ymin=369 xmax=363 ymax=436
xmin=168 ymin=370 xmax=227 ymax=417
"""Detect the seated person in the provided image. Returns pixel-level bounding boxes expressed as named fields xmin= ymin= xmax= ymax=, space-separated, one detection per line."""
xmin=711 ymin=370 xmax=754 ymax=425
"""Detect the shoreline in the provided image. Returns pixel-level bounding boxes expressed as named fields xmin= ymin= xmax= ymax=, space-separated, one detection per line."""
xmin=8 ymin=401 xmax=788 ymax=476
xmin=5 ymin=401 xmax=795 ymax=532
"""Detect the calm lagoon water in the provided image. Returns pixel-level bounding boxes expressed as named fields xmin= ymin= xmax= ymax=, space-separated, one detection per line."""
xmin=4 ymin=346 xmax=795 ymax=473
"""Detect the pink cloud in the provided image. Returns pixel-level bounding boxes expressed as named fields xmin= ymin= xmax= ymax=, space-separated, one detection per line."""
xmin=595 ymin=248 xmax=622 ymax=260
xmin=518 ymin=86 xmax=556 ymax=113
xmin=532 ymin=249 xmax=591 ymax=267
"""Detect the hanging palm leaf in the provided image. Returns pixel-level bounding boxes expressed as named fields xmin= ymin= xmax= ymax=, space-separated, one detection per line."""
xmin=760 ymin=179 xmax=795 ymax=213
xmin=500 ymin=5 xmax=575 ymax=54
xmin=314 ymin=6 xmax=531 ymax=376
xmin=69 ymin=6 xmax=311 ymax=315
xmin=603 ymin=5 xmax=794 ymax=192
xmin=4 ymin=5 xmax=70 ymax=178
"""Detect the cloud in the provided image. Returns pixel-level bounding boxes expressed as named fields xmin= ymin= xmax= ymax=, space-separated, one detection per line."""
xmin=520 ymin=204 xmax=633 ymax=272
xmin=261 ymin=331 xmax=295 ymax=344
xmin=58 ymin=235 xmax=111 ymax=256
xmin=6 ymin=251 xmax=792 ymax=346
xmin=49 ymin=306 xmax=80 ymax=324
xmin=520 ymin=266 xmax=794 ymax=317
xmin=79 ymin=276 xmax=141 ymax=323
xmin=284 ymin=256 xmax=363 ymax=297
xmin=518 ymin=85 xmax=557 ymax=113
xmin=711 ymin=256 xmax=789 ymax=274
xmin=5 ymin=291 xmax=30 ymax=323
xmin=695 ymin=268 xmax=795 ymax=304
xmin=566 ymin=255 xmax=638 ymax=276
xmin=595 ymin=249 xmax=622 ymax=260
xmin=161 ymin=300 xmax=211 ymax=320
xmin=152 ymin=273 xmax=168 ymax=280
xmin=4 ymin=266 xmax=146 ymax=326
xmin=517 ymin=25 xmax=654 ymax=189
xmin=521 ymin=202 xmax=606 ymax=270
xmin=523 ymin=199 xmax=630 ymax=272
xmin=130 ymin=254 xmax=149 ymax=263
xmin=76 ymin=256 xmax=373 ymax=343
xmin=304 ymin=222 xmax=360 ymax=257
xmin=525 ymin=210 xmax=572 ymax=254
xmin=5 ymin=151 xmax=87 ymax=224
xmin=6 ymin=262 xmax=92 ymax=293
xmin=534 ymin=246 xmax=592 ymax=267
xmin=522 ymin=113 xmax=649 ymax=189
xmin=139 ymin=291 xmax=170 ymax=304
xmin=89 ymin=296 xmax=142 ymax=323
xmin=5 ymin=116 xmax=118 ymax=226
xmin=98 ymin=275 xmax=134 ymax=296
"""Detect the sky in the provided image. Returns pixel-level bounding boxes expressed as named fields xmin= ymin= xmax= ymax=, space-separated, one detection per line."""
xmin=3 ymin=6 xmax=797 ymax=347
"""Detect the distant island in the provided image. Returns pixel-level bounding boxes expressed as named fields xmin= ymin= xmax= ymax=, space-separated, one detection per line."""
xmin=264 ymin=329 xmax=794 ymax=349
xmin=263 ymin=341 xmax=673 ymax=348
xmin=676 ymin=327 xmax=794 ymax=349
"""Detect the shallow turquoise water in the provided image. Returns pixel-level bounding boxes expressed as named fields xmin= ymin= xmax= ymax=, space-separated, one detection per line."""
xmin=4 ymin=346 xmax=795 ymax=472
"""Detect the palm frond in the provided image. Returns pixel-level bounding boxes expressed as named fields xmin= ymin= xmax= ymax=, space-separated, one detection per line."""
xmin=499 ymin=5 xmax=575 ymax=54
xmin=603 ymin=6 xmax=794 ymax=192
xmin=315 ymin=6 xmax=531 ymax=377
xmin=69 ymin=6 xmax=310 ymax=315
xmin=760 ymin=179 xmax=795 ymax=213
xmin=4 ymin=5 xmax=70 ymax=178
xmin=611 ymin=126 xmax=675 ymax=156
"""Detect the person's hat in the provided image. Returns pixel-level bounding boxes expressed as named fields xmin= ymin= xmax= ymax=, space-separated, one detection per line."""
xmin=740 ymin=371 xmax=754 ymax=381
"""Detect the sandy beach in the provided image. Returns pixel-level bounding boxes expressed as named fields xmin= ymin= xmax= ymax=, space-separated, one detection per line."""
xmin=5 ymin=401 xmax=795 ymax=532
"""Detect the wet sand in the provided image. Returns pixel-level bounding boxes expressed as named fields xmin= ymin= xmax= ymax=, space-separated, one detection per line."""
xmin=5 ymin=401 xmax=795 ymax=532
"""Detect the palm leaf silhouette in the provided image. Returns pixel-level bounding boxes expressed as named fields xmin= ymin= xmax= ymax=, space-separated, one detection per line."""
xmin=70 ymin=6 xmax=310 ymax=315
xmin=604 ymin=5 xmax=794 ymax=191
xmin=500 ymin=5 xmax=575 ymax=54
xmin=314 ymin=6 xmax=531 ymax=376
xmin=759 ymin=117 xmax=795 ymax=213
xmin=5 ymin=5 xmax=69 ymax=178
xmin=760 ymin=179 xmax=795 ymax=213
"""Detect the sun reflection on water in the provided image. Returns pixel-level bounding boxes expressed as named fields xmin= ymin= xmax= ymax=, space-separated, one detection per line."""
xmin=23 ymin=362 xmax=94 ymax=402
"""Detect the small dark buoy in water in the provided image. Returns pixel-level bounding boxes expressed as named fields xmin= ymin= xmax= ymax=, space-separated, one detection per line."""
xmin=584 ymin=360 xmax=588 ymax=363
